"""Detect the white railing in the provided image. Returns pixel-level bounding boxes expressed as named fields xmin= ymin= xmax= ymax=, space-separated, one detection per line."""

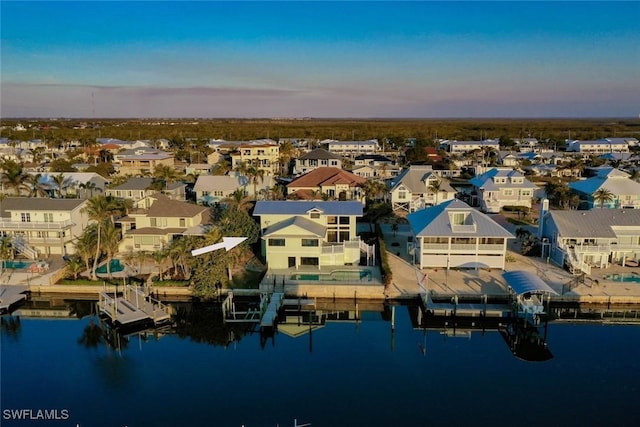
xmin=12 ymin=236 xmax=38 ymax=259
xmin=0 ymin=219 xmax=74 ymax=230
xmin=569 ymin=244 xmax=611 ymax=254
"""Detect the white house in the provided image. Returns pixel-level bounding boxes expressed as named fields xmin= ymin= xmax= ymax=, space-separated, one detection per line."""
xmin=407 ymin=199 xmax=514 ymax=270
xmin=469 ymin=168 xmax=538 ymax=213
xmin=389 ymin=165 xmax=457 ymax=213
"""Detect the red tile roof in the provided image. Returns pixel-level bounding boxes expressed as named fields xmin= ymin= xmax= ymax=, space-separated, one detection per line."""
xmin=287 ymin=167 xmax=366 ymax=189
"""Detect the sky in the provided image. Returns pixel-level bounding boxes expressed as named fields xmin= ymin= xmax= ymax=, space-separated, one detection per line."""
xmin=1 ymin=1 xmax=639 ymax=118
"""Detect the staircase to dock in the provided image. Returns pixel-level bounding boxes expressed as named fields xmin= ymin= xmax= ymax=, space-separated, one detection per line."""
xmin=98 ymin=285 xmax=171 ymax=327
xmin=12 ymin=236 xmax=38 ymax=260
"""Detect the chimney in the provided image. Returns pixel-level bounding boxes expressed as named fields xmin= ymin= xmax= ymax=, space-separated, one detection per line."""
xmin=538 ymin=198 xmax=549 ymax=239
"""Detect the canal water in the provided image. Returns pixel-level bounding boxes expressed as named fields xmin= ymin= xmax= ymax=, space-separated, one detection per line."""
xmin=2 ymin=301 xmax=640 ymax=427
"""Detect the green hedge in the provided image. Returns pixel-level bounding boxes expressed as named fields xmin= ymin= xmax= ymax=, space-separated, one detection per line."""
xmin=375 ymin=223 xmax=393 ymax=287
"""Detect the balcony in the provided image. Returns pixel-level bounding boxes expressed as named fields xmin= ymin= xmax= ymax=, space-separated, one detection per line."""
xmin=0 ymin=219 xmax=75 ymax=230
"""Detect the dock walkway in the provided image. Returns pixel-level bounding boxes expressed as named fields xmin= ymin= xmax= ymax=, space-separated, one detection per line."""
xmin=0 ymin=285 xmax=29 ymax=314
xmin=98 ymin=285 xmax=171 ymax=327
xmin=261 ymin=293 xmax=284 ymax=329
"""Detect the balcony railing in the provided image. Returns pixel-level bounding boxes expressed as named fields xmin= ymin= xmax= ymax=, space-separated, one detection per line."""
xmin=0 ymin=219 xmax=75 ymax=230
xmin=564 ymin=244 xmax=612 ymax=254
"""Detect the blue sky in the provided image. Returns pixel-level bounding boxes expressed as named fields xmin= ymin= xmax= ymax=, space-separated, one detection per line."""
xmin=1 ymin=1 xmax=639 ymax=118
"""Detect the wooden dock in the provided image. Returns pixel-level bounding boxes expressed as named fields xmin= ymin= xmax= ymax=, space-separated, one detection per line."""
xmin=221 ymin=291 xmax=285 ymax=329
xmin=260 ymin=293 xmax=284 ymax=329
xmin=0 ymin=285 xmax=29 ymax=314
xmin=422 ymin=293 xmax=512 ymax=317
xmin=98 ymin=285 xmax=171 ymax=327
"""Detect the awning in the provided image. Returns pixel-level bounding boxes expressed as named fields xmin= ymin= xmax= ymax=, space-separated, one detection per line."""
xmin=503 ymin=270 xmax=558 ymax=296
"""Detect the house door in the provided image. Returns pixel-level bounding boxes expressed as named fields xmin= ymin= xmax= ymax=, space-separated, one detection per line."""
xmin=288 ymin=257 xmax=296 ymax=268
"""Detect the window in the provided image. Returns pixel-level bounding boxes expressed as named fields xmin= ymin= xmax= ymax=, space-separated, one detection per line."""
xmin=268 ymin=239 xmax=285 ymax=247
xmin=21 ymin=213 xmax=31 ymax=222
xmin=503 ymin=189 xmax=513 ymax=196
xmin=327 ymin=216 xmax=337 ymax=224
xmin=452 ymin=212 xmax=465 ymax=225
xmin=44 ymin=213 xmax=53 ymax=222
xmin=310 ymin=212 xmax=320 ymax=219
xmin=339 ymin=216 xmax=349 ymax=225
xmin=179 ymin=218 xmax=186 ymax=227
xmin=300 ymin=257 xmax=319 ymax=266
xmin=301 ymin=239 xmax=319 ymax=247
xmin=150 ymin=218 xmax=157 ymax=227
xmin=398 ymin=191 xmax=407 ymax=200
xmin=521 ymin=190 xmax=531 ymax=196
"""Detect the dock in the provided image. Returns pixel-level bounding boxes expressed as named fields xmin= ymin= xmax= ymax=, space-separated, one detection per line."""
xmin=422 ymin=293 xmax=512 ymax=318
xmin=260 ymin=293 xmax=284 ymax=329
xmin=98 ymin=285 xmax=171 ymax=327
xmin=221 ymin=291 xmax=286 ymax=329
xmin=0 ymin=285 xmax=29 ymax=314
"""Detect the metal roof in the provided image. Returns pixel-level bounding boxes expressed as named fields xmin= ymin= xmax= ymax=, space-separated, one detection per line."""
xmin=407 ymin=199 xmax=514 ymax=238
xmin=254 ymin=200 xmax=363 ymax=216
xmin=547 ymin=209 xmax=640 ymax=238
xmin=503 ymin=271 xmax=557 ymax=296
xmin=262 ymin=216 xmax=327 ymax=238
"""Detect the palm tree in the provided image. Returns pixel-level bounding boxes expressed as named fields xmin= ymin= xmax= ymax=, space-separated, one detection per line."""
xmin=278 ymin=141 xmax=295 ymax=176
xmin=153 ymin=164 xmax=180 ymax=192
xmin=223 ymin=188 xmax=252 ymax=212
xmin=151 ymin=249 xmax=169 ymax=281
xmin=246 ymin=165 xmax=265 ymax=200
xmin=79 ymin=181 xmax=102 ymax=198
xmin=25 ymin=173 xmax=49 ymax=197
xmin=593 ymin=188 xmax=615 ymax=209
xmin=101 ymin=223 xmax=121 ymax=279
xmin=82 ymin=195 xmax=119 ymax=280
xmin=74 ymin=225 xmax=98 ymax=276
xmin=361 ymin=179 xmax=386 ymax=203
xmin=428 ymin=179 xmax=442 ymax=206
xmin=1 ymin=159 xmax=29 ymax=195
xmin=52 ymin=173 xmax=74 ymax=198
xmin=64 ymin=256 xmax=84 ymax=280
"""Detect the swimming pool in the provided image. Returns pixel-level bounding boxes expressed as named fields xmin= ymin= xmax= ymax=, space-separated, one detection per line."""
xmin=96 ymin=259 xmax=126 ymax=274
xmin=291 ymin=270 xmax=372 ymax=282
xmin=604 ymin=273 xmax=640 ymax=283
xmin=1 ymin=260 xmax=35 ymax=270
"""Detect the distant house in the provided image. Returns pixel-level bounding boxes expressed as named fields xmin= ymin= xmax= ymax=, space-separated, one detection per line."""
xmin=326 ymin=139 xmax=379 ymax=158
xmin=0 ymin=198 xmax=90 ymax=257
xmin=440 ymin=139 xmax=500 ymax=154
xmin=230 ymin=141 xmax=280 ymax=175
xmin=253 ymin=201 xmax=372 ymax=270
xmin=389 ymin=165 xmax=456 ymax=213
xmin=469 ymin=168 xmax=538 ymax=213
xmin=32 ymin=172 xmax=109 ymax=198
xmin=568 ymin=167 xmax=640 ymax=209
xmin=192 ymin=175 xmax=249 ymax=205
xmin=352 ymin=154 xmax=400 ymax=178
xmin=113 ymin=148 xmax=175 ymax=176
xmin=294 ymin=148 xmax=342 ymax=176
xmin=407 ymin=199 xmax=513 ymax=270
xmin=185 ymin=163 xmax=212 ymax=176
xmin=540 ymin=207 xmax=640 ymax=273
xmin=106 ymin=177 xmax=186 ymax=202
xmin=118 ymin=194 xmax=210 ymax=253
xmin=566 ymin=139 xmax=630 ymax=154
xmin=287 ymin=167 xmax=365 ymax=202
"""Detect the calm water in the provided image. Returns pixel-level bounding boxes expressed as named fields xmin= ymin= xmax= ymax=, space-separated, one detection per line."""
xmin=2 ymin=302 xmax=640 ymax=427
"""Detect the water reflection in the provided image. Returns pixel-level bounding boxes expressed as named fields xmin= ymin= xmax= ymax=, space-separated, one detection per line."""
xmin=0 ymin=315 xmax=21 ymax=340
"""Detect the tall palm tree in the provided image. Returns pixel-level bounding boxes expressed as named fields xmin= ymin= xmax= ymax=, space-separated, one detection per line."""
xmin=101 ymin=223 xmax=122 ymax=279
xmin=153 ymin=164 xmax=180 ymax=191
xmin=223 ymin=188 xmax=252 ymax=212
xmin=25 ymin=173 xmax=49 ymax=197
xmin=52 ymin=173 xmax=74 ymax=198
xmin=246 ymin=165 xmax=265 ymax=200
xmin=593 ymin=187 xmax=615 ymax=209
xmin=75 ymin=225 xmax=98 ymax=276
xmin=64 ymin=256 xmax=84 ymax=280
xmin=82 ymin=195 xmax=119 ymax=280
xmin=278 ymin=140 xmax=295 ymax=176
xmin=151 ymin=249 xmax=169 ymax=281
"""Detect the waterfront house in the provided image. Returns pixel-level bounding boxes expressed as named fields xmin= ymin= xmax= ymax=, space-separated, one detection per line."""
xmin=389 ymin=165 xmax=456 ymax=213
xmin=0 ymin=197 xmax=90 ymax=258
xmin=568 ymin=167 xmax=640 ymax=210
xmin=287 ymin=167 xmax=365 ymax=202
xmin=293 ymin=148 xmax=343 ymax=176
xmin=469 ymin=168 xmax=538 ymax=213
xmin=192 ymin=175 xmax=249 ymax=205
xmin=253 ymin=200 xmax=372 ymax=270
xmin=539 ymin=207 xmax=640 ymax=273
xmin=407 ymin=199 xmax=513 ymax=270
xmin=117 ymin=194 xmax=210 ymax=253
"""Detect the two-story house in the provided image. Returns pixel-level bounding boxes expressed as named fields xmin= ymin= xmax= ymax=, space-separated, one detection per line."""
xmin=408 ymin=199 xmax=513 ymax=270
xmin=113 ymin=148 xmax=175 ymax=176
xmin=287 ymin=167 xmax=365 ymax=202
xmin=106 ymin=177 xmax=186 ymax=202
xmin=230 ymin=142 xmax=280 ymax=175
xmin=293 ymin=148 xmax=343 ymax=176
xmin=117 ymin=194 xmax=210 ymax=253
xmin=0 ymin=198 xmax=90 ymax=258
xmin=253 ymin=201 xmax=372 ymax=270
xmin=389 ymin=165 xmax=457 ymax=213
xmin=192 ymin=175 xmax=249 ymax=205
xmin=440 ymin=139 xmax=500 ymax=154
xmin=326 ymin=140 xmax=379 ymax=158
xmin=469 ymin=168 xmax=538 ymax=213
xmin=568 ymin=167 xmax=640 ymax=210
xmin=351 ymin=154 xmax=400 ymax=178
xmin=539 ymin=203 xmax=640 ymax=273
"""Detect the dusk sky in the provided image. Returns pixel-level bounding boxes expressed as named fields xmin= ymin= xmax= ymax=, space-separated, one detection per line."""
xmin=1 ymin=1 xmax=639 ymax=118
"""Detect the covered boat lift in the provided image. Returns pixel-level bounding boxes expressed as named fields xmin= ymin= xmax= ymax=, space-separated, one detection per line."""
xmin=503 ymin=270 xmax=557 ymax=319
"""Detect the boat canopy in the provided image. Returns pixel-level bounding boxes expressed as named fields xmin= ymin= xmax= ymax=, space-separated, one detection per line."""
xmin=503 ymin=270 xmax=558 ymax=296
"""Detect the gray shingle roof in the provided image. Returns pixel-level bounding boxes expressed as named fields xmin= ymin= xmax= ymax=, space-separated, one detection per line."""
xmin=254 ymin=201 xmax=363 ymax=216
xmin=2 ymin=197 xmax=86 ymax=214
xmin=469 ymin=168 xmax=538 ymax=191
xmin=109 ymin=177 xmax=154 ymax=191
xmin=193 ymin=175 xmax=248 ymax=192
xmin=390 ymin=165 xmax=456 ymax=194
xmin=298 ymin=148 xmax=342 ymax=160
xmin=408 ymin=199 xmax=514 ymax=238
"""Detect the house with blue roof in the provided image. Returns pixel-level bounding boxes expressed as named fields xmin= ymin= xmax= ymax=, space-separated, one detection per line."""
xmin=469 ymin=167 xmax=538 ymax=213
xmin=568 ymin=167 xmax=640 ymax=209
xmin=407 ymin=199 xmax=514 ymax=270
xmin=253 ymin=201 xmax=374 ymax=270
